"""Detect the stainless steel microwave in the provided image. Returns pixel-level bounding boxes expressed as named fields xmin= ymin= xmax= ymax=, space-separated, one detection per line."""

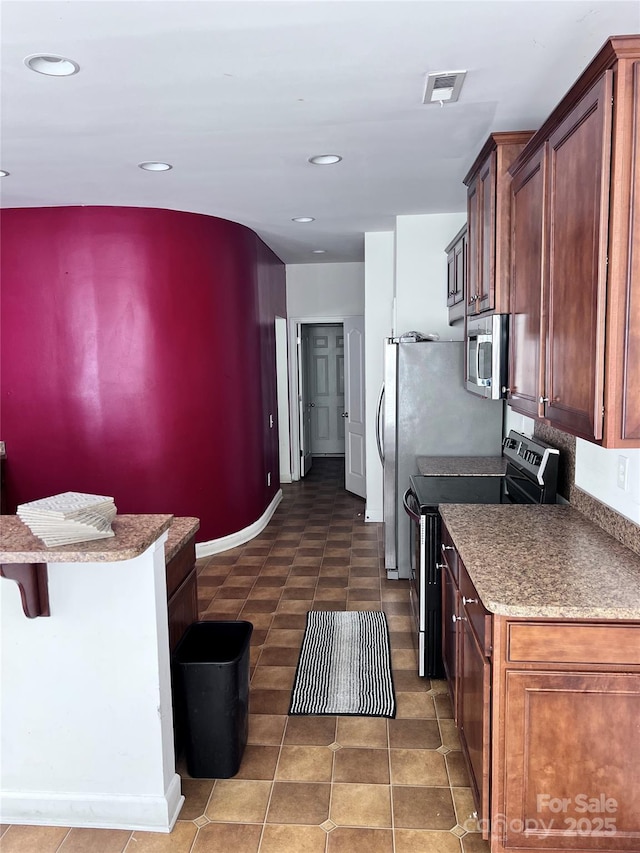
xmin=465 ymin=314 xmax=508 ymax=399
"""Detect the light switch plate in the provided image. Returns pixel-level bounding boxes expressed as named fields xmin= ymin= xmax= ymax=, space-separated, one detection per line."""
xmin=617 ymin=455 xmax=629 ymax=491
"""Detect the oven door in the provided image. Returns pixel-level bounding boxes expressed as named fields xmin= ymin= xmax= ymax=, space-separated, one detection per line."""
xmin=403 ymin=488 xmax=424 ymax=635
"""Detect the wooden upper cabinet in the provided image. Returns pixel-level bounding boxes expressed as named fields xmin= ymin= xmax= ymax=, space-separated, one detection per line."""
xmin=508 ymin=36 xmax=640 ymax=447
xmin=464 ymin=132 xmax=535 ymax=317
xmin=545 ymin=73 xmax=612 ymax=440
xmin=445 ymin=224 xmax=467 ymax=325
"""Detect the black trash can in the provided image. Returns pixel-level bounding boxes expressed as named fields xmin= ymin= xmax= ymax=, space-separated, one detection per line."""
xmin=173 ymin=620 xmax=253 ymax=778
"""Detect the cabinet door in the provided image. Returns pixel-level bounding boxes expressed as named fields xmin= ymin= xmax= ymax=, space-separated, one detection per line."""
xmin=168 ymin=567 xmax=198 ymax=652
xmin=467 ymin=179 xmax=480 ymax=314
xmin=502 ymin=670 xmax=640 ymax=851
xmin=447 ymin=247 xmax=457 ymax=307
xmin=454 ymin=234 xmax=466 ymax=305
xmin=459 ymin=614 xmax=491 ymax=830
xmin=441 ymin=560 xmax=459 ymax=720
xmin=477 ymin=152 xmax=496 ymax=314
xmin=544 ymin=72 xmax=613 ymax=440
xmin=508 ymin=146 xmax=546 ymax=418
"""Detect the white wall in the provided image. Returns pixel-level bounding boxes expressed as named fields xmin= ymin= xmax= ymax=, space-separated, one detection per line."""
xmin=364 ymin=231 xmax=395 ymax=522
xmin=575 ymin=441 xmax=640 ymax=524
xmin=362 ymin=212 xmax=466 ymax=522
xmin=394 ymin=213 xmax=466 ymax=341
xmin=286 ymin=262 xmax=364 ymax=317
xmin=505 ymin=409 xmax=640 ymax=524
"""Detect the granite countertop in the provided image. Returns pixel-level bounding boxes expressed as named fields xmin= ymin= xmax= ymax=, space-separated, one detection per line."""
xmin=165 ymin=516 xmax=200 ymax=563
xmin=439 ymin=503 xmax=640 ymax=620
xmin=416 ymin=456 xmax=507 ymax=477
xmin=0 ymin=514 xmax=173 ymax=563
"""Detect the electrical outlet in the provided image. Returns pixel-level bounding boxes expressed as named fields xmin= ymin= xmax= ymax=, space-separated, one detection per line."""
xmin=617 ymin=455 xmax=629 ymax=491
xmin=267 ymin=472 xmax=271 ymax=487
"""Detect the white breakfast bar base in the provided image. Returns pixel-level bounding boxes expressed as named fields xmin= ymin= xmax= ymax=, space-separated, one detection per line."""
xmin=0 ymin=527 xmax=184 ymax=832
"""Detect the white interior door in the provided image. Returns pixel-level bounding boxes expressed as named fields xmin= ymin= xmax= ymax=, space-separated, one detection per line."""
xmin=297 ymin=325 xmax=313 ymax=476
xmin=309 ymin=324 xmax=345 ymax=455
xmin=344 ymin=316 xmax=366 ymax=498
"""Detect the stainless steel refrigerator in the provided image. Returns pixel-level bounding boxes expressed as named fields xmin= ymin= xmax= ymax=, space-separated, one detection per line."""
xmin=376 ymin=338 xmax=504 ymax=580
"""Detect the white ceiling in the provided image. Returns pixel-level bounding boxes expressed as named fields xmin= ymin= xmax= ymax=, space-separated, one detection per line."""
xmin=1 ymin=1 xmax=639 ymax=264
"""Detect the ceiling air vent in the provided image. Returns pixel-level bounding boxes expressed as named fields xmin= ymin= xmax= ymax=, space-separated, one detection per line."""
xmin=422 ymin=70 xmax=467 ymax=105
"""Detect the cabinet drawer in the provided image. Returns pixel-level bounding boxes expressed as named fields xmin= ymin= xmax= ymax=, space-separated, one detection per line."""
xmin=459 ymin=561 xmax=491 ymax=655
xmin=166 ymin=535 xmax=196 ymax=599
xmin=507 ymin=622 xmax=640 ymax=666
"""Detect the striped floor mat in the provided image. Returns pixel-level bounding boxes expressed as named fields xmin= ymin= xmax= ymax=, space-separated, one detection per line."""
xmin=289 ymin=611 xmax=396 ymax=717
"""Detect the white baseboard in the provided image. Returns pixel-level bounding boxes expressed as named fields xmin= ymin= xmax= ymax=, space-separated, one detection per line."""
xmin=196 ymin=490 xmax=283 ymax=557
xmin=0 ymin=773 xmax=184 ymax=833
xmin=279 ymin=472 xmax=292 ymax=484
xmin=365 ymin=506 xmax=383 ymax=522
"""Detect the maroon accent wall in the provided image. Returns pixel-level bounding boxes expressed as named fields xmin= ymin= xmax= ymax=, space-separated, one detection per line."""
xmin=0 ymin=206 xmax=286 ymax=542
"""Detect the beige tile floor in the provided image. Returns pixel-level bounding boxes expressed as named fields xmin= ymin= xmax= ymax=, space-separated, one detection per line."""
xmin=0 ymin=459 xmax=489 ymax=853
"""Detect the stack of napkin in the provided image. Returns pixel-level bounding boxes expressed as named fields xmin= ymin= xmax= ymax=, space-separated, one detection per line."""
xmin=17 ymin=492 xmax=117 ymax=546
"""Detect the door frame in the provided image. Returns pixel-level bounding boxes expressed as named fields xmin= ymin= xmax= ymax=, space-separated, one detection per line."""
xmin=288 ymin=315 xmax=351 ymax=482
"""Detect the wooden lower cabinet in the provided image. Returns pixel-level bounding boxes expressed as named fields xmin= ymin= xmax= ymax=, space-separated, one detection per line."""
xmin=168 ymin=566 xmax=198 ymax=652
xmin=500 ymin=669 xmax=640 ymax=851
xmin=166 ymin=533 xmax=198 ymax=652
xmin=441 ymin=560 xmax=459 ymax=716
xmin=441 ymin=526 xmax=640 ymax=852
xmin=459 ymin=614 xmax=491 ymax=825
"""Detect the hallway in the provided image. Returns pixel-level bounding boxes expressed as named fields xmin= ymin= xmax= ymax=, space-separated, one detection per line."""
xmin=0 ymin=459 xmax=486 ymax=853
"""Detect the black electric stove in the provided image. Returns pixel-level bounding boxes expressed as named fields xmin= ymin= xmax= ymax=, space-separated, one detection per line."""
xmin=403 ymin=431 xmax=559 ymax=676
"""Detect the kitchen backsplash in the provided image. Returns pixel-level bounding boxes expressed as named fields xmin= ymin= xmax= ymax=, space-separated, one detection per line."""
xmin=534 ymin=423 xmax=640 ymax=556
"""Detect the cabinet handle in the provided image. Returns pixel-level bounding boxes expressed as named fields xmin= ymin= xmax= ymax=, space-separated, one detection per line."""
xmin=452 ymin=614 xmax=466 ymax=623
xmin=436 ymin=562 xmax=447 ymax=570
xmin=462 ymin=596 xmax=478 ymax=605
xmin=539 ymin=396 xmax=549 ymax=404
xmin=501 ymin=386 xmax=511 ymax=396
xmin=441 ymin=544 xmax=455 ymax=552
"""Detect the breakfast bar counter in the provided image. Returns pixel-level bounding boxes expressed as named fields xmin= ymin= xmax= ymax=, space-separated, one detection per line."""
xmin=0 ymin=513 xmax=173 ymax=563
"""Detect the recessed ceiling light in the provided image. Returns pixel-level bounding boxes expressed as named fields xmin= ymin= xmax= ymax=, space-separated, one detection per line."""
xmin=138 ymin=161 xmax=173 ymax=171
xmin=0 ymin=170 xmax=9 ymax=177
xmin=312 ymin=249 xmax=326 ymax=254
xmin=292 ymin=216 xmax=315 ymax=223
xmin=24 ymin=54 xmax=79 ymax=77
xmin=308 ymin=154 xmax=342 ymax=165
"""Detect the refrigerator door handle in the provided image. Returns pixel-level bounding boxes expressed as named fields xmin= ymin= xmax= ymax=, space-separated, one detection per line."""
xmin=376 ymin=384 xmax=385 ymax=464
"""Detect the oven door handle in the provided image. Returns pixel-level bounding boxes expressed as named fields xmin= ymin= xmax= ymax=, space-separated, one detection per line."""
xmin=402 ymin=488 xmax=421 ymax=522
